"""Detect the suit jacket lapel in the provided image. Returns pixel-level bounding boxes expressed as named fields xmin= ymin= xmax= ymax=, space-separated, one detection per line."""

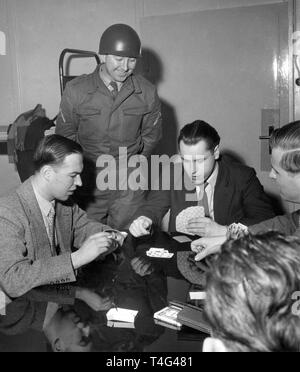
xmin=16 ymin=178 xmax=52 ymax=259
xmin=214 ymin=160 xmax=234 ymax=225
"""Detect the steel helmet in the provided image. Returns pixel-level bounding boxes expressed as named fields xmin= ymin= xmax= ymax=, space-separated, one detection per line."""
xmin=99 ymin=24 xmax=142 ymax=58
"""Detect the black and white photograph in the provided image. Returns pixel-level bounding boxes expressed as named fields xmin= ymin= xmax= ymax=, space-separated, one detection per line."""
xmin=0 ymin=0 xmax=300 ymax=354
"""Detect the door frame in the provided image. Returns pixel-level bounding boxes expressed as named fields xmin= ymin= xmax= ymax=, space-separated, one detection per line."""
xmin=289 ymin=0 xmax=296 ymax=122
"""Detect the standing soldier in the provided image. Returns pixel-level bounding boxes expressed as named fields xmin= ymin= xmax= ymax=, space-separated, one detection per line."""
xmin=56 ymin=24 xmax=162 ymax=229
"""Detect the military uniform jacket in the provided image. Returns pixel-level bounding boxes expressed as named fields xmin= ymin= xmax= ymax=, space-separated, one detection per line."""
xmin=56 ymin=65 xmax=162 ymax=162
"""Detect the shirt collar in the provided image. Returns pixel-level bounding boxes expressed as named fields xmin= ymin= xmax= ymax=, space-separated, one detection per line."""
xmin=206 ymin=162 xmax=219 ymax=189
xmin=99 ymin=64 xmax=123 ymax=91
xmin=31 ymin=181 xmax=55 ymax=218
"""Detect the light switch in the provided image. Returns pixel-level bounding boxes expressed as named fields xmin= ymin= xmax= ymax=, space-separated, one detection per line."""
xmin=260 ymin=109 xmax=280 ymax=171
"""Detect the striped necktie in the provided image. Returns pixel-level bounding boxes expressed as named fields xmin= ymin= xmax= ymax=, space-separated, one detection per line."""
xmin=47 ymin=206 xmax=57 ymax=256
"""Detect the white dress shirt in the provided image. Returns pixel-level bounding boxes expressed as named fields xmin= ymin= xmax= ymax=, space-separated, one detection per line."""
xmin=32 ymin=181 xmax=57 ymax=244
xmin=195 ymin=163 xmax=219 ymax=220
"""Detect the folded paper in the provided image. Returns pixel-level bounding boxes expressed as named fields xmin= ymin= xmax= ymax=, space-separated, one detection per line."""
xmin=106 ymin=308 xmax=138 ymax=323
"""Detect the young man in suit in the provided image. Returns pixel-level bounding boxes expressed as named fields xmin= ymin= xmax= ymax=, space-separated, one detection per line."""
xmin=0 ymin=135 xmax=124 ymax=299
xmin=192 ymin=121 xmax=300 ymax=262
xmin=129 ymin=120 xmax=275 ymax=237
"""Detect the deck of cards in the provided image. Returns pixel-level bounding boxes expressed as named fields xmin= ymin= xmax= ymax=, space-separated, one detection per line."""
xmin=146 ymin=247 xmax=174 ymax=259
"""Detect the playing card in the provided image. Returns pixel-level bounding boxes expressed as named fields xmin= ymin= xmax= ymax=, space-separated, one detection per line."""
xmin=173 ymin=235 xmax=192 ymax=243
xmin=176 ymin=206 xmax=205 ymax=235
xmin=146 ymin=249 xmax=174 ymax=258
xmin=177 ymin=251 xmax=207 ymax=286
xmin=148 ymin=248 xmax=165 ymax=253
xmin=160 ymin=252 xmax=174 ymax=258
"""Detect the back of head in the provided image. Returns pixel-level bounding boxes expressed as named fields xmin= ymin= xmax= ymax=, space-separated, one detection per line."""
xmin=99 ymin=24 xmax=141 ymax=58
xmin=205 ymin=232 xmax=300 ymax=352
xmin=178 ymin=120 xmax=220 ymax=151
xmin=33 ymin=134 xmax=83 ymax=172
xmin=270 ymin=121 xmax=300 ymax=174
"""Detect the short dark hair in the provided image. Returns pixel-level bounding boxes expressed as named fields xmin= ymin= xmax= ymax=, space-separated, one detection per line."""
xmin=33 ymin=135 xmax=83 ymax=172
xmin=270 ymin=121 xmax=300 ymax=174
xmin=205 ymin=232 xmax=300 ymax=352
xmin=178 ymin=120 xmax=220 ymax=152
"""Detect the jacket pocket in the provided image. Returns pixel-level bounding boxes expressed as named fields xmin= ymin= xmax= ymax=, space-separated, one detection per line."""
xmin=78 ymin=108 xmax=102 ymax=139
xmin=122 ymin=106 xmax=149 ymax=142
xmin=79 ymin=108 xmax=102 ymax=116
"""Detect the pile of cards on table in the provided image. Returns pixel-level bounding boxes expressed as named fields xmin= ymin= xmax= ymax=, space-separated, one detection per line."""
xmin=146 ymin=247 xmax=174 ymax=258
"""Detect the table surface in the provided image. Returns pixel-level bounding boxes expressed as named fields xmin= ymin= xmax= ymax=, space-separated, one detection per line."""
xmin=0 ymin=231 xmax=208 ymax=352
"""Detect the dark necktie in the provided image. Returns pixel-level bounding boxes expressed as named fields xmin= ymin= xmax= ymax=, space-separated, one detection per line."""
xmin=197 ymin=182 xmax=210 ymax=217
xmin=109 ymin=81 xmax=118 ymax=99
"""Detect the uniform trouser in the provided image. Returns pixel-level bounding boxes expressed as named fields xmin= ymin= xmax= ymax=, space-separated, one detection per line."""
xmin=77 ymin=160 xmax=148 ymax=230
xmin=85 ymin=188 xmax=146 ymax=230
